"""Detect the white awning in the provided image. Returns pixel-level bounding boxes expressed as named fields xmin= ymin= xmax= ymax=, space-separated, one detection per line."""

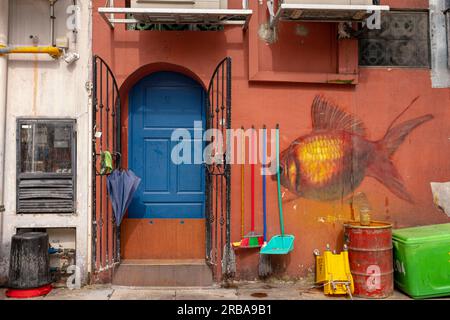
xmin=98 ymin=7 xmax=253 ymax=30
xmin=268 ymin=3 xmax=390 ymax=29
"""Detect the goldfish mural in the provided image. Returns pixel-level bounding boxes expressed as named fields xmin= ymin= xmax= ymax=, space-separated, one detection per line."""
xmin=276 ymin=96 xmax=433 ymax=202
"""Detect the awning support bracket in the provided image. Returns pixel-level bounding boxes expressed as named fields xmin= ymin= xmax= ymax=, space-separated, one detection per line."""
xmin=267 ymin=1 xmax=390 ymax=30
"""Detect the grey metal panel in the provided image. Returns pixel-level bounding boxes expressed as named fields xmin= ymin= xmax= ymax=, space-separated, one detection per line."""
xmin=359 ymin=11 xmax=431 ymax=67
xmin=17 ymin=177 xmax=74 ymax=213
xmin=16 ymin=119 xmax=76 ymax=214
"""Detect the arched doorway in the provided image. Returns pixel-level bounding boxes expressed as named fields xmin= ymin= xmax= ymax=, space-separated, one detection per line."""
xmin=92 ymin=58 xmax=232 ymax=284
xmin=122 ymin=71 xmax=207 ymax=260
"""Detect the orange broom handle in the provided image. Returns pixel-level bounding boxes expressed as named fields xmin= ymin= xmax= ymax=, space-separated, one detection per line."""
xmin=241 ymin=126 xmax=245 ymax=239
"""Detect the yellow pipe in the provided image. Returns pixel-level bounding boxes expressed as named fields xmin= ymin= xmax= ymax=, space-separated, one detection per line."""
xmin=0 ymin=45 xmax=62 ymax=59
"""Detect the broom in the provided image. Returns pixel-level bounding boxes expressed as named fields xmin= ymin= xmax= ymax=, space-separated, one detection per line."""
xmin=259 ymin=125 xmax=272 ymax=277
xmin=222 ymin=243 xmax=236 ymax=278
xmin=222 ymin=128 xmax=241 ymax=278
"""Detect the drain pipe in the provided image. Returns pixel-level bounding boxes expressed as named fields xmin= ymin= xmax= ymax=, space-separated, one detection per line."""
xmin=0 ymin=46 xmax=62 ymax=58
xmin=50 ymin=0 xmax=58 ymax=47
xmin=0 ymin=0 xmax=9 ymax=213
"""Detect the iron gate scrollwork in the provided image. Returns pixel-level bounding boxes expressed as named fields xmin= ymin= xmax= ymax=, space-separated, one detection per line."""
xmin=206 ymin=57 xmax=233 ymax=278
xmin=92 ymin=55 xmax=121 ymax=276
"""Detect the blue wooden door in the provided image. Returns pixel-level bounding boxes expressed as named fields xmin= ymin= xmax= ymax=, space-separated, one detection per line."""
xmin=128 ymin=72 xmax=206 ymax=219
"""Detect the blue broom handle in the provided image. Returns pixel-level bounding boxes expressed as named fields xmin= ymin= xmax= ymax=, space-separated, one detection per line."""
xmin=262 ymin=125 xmax=267 ymax=242
xmin=276 ymin=124 xmax=285 ymax=236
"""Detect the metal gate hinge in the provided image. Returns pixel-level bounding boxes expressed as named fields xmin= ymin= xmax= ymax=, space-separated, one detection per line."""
xmin=85 ymin=81 xmax=93 ymax=96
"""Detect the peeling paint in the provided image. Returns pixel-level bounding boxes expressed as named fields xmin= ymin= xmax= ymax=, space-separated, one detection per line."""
xmin=295 ymin=24 xmax=309 ymax=37
xmin=431 ymin=182 xmax=450 ymax=217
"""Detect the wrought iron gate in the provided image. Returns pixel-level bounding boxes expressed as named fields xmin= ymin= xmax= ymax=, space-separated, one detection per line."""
xmin=91 ymin=55 xmax=231 ymax=280
xmin=92 ymin=55 xmax=121 ymax=277
xmin=206 ymin=57 xmax=233 ymax=278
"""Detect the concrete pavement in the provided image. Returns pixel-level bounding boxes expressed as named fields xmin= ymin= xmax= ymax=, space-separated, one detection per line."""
xmin=0 ymin=281 xmax=425 ymax=300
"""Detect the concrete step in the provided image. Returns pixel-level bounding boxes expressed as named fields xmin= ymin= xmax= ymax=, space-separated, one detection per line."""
xmin=112 ymin=259 xmax=213 ymax=287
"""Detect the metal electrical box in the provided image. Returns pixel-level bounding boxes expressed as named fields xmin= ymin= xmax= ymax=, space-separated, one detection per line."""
xmin=130 ymin=0 xmax=228 ymax=9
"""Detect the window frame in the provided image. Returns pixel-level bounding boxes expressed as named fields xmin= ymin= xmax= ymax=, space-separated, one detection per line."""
xmin=16 ymin=118 xmax=77 ymax=214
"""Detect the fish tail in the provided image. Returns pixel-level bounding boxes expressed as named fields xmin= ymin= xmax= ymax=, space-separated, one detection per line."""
xmin=367 ymin=114 xmax=434 ymax=203
xmin=381 ymin=114 xmax=434 ymax=157
xmin=367 ymin=154 xmax=414 ymax=203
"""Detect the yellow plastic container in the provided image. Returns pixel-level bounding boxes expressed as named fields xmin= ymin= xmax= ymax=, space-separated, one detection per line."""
xmin=315 ymin=246 xmax=354 ymax=296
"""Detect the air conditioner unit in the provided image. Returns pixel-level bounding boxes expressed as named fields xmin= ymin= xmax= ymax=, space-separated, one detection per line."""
xmin=130 ymin=0 xmax=228 ymax=10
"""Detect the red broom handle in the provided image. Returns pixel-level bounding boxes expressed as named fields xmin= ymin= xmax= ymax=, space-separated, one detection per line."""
xmin=251 ymin=126 xmax=255 ymax=232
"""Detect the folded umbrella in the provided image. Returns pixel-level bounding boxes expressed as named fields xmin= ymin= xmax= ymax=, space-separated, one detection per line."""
xmin=122 ymin=170 xmax=141 ymax=216
xmin=106 ymin=169 xmax=141 ymax=226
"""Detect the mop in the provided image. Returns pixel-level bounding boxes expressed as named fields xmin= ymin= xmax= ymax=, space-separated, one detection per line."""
xmin=258 ymin=125 xmax=272 ymax=277
xmin=222 ymin=128 xmax=238 ymax=278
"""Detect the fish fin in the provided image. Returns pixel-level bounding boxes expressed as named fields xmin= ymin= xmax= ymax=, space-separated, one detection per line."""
xmin=367 ymin=155 xmax=414 ymax=203
xmin=311 ymin=95 xmax=367 ymax=136
xmin=381 ymin=114 xmax=434 ymax=157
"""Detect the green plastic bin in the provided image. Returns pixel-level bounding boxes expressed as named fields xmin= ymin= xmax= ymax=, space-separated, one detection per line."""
xmin=392 ymin=223 xmax=450 ymax=299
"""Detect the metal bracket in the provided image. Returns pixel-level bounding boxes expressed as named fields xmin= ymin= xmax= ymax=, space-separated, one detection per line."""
xmin=267 ymin=0 xmax=276 ymax=28
xmin=85 ymin=81 xmax=93 ymax=96
xmin=267 ymin=1 xmax=389 ymax=30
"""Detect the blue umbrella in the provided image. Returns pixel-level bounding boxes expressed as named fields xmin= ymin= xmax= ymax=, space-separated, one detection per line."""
xmin=106 ymin=169 xmax=141 ymax=226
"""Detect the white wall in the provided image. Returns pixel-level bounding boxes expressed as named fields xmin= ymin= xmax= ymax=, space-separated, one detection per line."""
xmin=0 ymin=0 xmax=92 ymax=286
xmin=430 ymin=0 xmax=450 ymax=88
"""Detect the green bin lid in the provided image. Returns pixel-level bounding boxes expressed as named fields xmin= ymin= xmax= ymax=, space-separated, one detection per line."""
xmin=392 ymin=223 xmax=450 ymax=244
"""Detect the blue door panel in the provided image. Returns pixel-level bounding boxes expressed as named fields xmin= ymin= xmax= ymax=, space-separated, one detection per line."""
xmin=128 ymin=72 xmax=206 ymax=219
xmin=144 ymin=87 xmax=204 ymax=128
xmin=131 ymin=203 xmax=205 ymax=219
xmin=143 ymin=139 xmax=170 ymax=192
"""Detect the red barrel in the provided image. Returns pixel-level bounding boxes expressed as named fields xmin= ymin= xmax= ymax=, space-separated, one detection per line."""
xmin=344 ymin=221 xmax=394 ymax=299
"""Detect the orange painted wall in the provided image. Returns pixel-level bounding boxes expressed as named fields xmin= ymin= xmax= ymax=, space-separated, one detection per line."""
xmin=93 ymin=0 xmax=450 ymax=280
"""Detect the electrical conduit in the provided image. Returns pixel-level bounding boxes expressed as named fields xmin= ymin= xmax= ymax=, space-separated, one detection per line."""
xmin=0 ymin=0 xmax=9 ymax=214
